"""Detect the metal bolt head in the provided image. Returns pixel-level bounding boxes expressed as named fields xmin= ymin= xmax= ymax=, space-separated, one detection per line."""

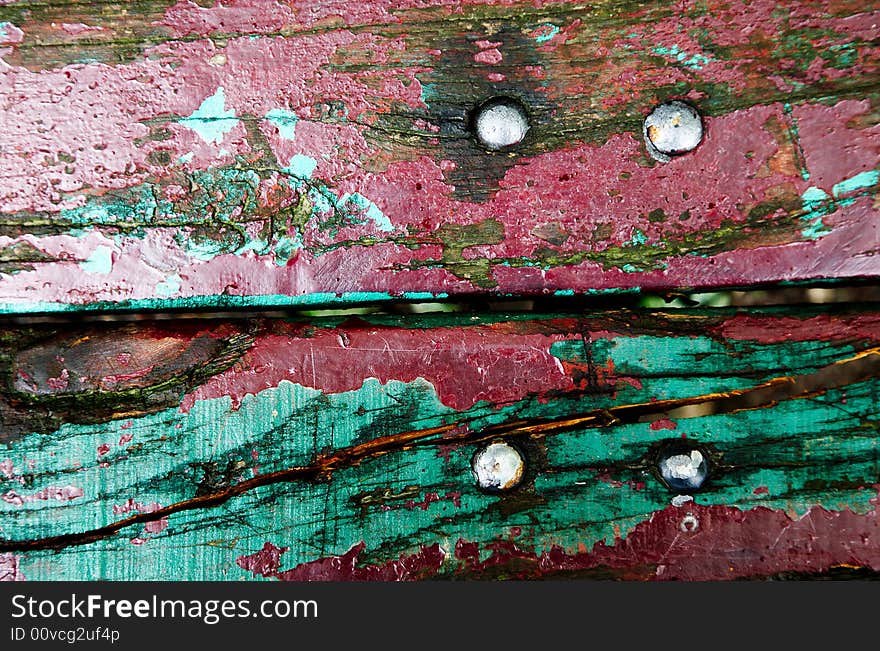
xmin=658 ymin=446 xmax=709 ymax=492
xmin=472 ymin=441 xmax=525 ymax=491
xmin=643 ymin=100 xmax=703 ymax=162
xmin=680 ymin=513 xmax=699 ymax=533
xmin=472 ymin=98 xmax=530 ymax=150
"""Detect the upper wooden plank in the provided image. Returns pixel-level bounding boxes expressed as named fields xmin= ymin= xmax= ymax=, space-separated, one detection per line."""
xmin=0 ymin=0 xmax=877 ymax=312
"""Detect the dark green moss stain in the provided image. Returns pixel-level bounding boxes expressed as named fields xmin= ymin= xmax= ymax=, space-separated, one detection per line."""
xmin=0 ymin=242 xmax=58 ymax=275
xmin=191 ymin=459 xmax=250 ymax=497
xmin=416 ymin=27 xmax=558 ymax=202
xmin=0 ymin=326 xmax=255 ymax=442
xmin=402 ymin=218 xmax=506 ymax=287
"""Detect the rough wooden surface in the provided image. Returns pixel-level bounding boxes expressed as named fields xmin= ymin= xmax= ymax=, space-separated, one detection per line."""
xmin=0 ymin=0 xmax=877 ymax=312
xmin=1 ymin=307 xmax=879 ymax=580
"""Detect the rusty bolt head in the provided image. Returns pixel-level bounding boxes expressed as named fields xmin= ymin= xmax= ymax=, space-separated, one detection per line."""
xmin=658 ymin=446 xmax=709 ymax=492
xmin=472 ymin=441 xmax=525 ymax=491
xmin=472 ymin=98 xmax=530 ymax=150
xmin=644 ymin=100 xmax=703 ymax=162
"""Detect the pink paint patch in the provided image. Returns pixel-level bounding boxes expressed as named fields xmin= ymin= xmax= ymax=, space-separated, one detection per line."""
xmin=59 ymin=23 xmax=105 ymax=35
xmin=46 ymin=369 xmax=69 ymax=390
xmin=2 ymin=485 xmax=84 ymax=506
xmin=487 ymin=72 xmax=506 ymax=82
xmin=753 ymin=486 xmax=769 ymax=495
xmin=113 ymin=499 xmax=162 ymax=515
xmin=118 ymin=433 xmax=133 ymax=445
xmin=96 ymin=443 xmax=111 ymax=457
xmin=650 ymin=418 xmax=677 ymax=431
xmin=0 ymin=22 xmax=23 ymax=45
xmin=474 ymin=49 xmax=502 ymax=65
xmin=144 ymin=517 xmax=168 ymax=534
xmin=0 ymin=458 xmax=14 ymax=479
xmin=0 ymin=553 xmax=25 ymax=581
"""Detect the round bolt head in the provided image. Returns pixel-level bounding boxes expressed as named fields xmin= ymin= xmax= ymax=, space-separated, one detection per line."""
xmin=658 ymin=446 xmax=709 ymax=492
xmin=472 ymin=98 xmax=530 ymax=150
xmin=643 ymin=100 xmax=703 ymax=162
xmin=472 ymin=441 xmax=525 ymax=491
xmin=680 ymin=513 xmax=699 ymax=533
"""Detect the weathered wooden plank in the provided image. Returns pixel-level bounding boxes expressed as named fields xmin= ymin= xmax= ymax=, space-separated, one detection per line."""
xmin=1 ymin=307 xmax=878 ymax=580
xmin=0 ymin=0 xmax=877 ymax=312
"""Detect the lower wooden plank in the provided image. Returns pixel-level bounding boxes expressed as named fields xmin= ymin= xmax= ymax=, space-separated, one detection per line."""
xmin=0 ymin=307 xmax=878 ymax=580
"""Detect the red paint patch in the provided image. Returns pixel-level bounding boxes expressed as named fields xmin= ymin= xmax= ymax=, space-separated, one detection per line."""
xmin=238 ymin=541 xmax=444 ymax=581
xmin=183 ymin=322 xmax=605 ymax=411
xmin=650 ymin=418 xmax=677 ymax=431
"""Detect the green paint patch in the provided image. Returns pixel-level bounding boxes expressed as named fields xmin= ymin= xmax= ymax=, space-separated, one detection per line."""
xmin=419 ymin=82 xmax=437 ymax=105
xmin=78 ymin=246 xmax=113 ymax=274
xmin=283 ymin=154 xmax=317 ymax=180
xmin=832 ymin=169 xmax=878 ymax=198
xmin=800 ymin=186 xmax=830 ymax=236
xmin=342 ymin=193 xmax=393 ymax=233
xmin=532 ymin=23 xmax=560 ymax=43
xmin=629 ymin=228 xmax=648 ymax=246
xmin=798 ymin=181 xmax=869 ymax=239
xmin=651 ymin=44 xmax=712 ymax=70
xmin=6 ymin=329 xmax=880 ymax=578
xmin=265 ymin=109 xmax=299 ymax=140
xmin=154 ymin=274 xmax=182 ymax=297
xmin=178 ymin=87 xmax=239 ymax=145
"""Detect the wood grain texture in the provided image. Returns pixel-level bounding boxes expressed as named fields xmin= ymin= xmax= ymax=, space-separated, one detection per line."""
xmin=0 ymin=0 xmax=877 ymax=312
xmin=1 ymin=307 xmax=879 ymax=580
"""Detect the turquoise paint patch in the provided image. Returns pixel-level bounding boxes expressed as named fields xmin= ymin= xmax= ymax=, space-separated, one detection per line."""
xmin=343 ymin=193 xmax=394 ymax=232
xmin=62 ymin=184 xmax=171 ymax=230
xmin=283 ymin=154 xmax=317 ymax=180
xmin=629 ymin=228 xmax=648 ymax=246
xmin=419 ymin=82 xmax=437 ymax=104
xmin=401 ymin=292 xmax=449 ymax=300
xmin=555 ymin=289 xmax=575 ymax=296
xmin=652 ymin=44 xmax=711 ymax=70
xmin=178 ymin=87 xmax=239 ymax=145
xmin=799 ymin=186 xmax=832 ymax=239
xmin=533 ymin=23 xmax=560 ymax=43
xmin=79 ymin=246 xmax=113 ymax=274
xmin=154 ymin=274 xmax=182 ymax=297
xmin=832 ymin=170 xmax=878 ymax=198
xmin=782 ymin=103 xmax=810 ymax=181
xmin=265 ymin=108 xmax=299 ymax=140
xmin=0 ymin=292 xmax=455 ymax=315
xmin=272 ymin=236 xmax=301 ymax=267
xmin=802 ymin=186 xmax=829 ymax=205
xmin=184 ymin=239 xmax=230 ymax=262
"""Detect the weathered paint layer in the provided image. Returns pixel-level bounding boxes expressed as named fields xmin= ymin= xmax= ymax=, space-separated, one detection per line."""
xmin=0 ymin=308 xmax=878 ymax=579
xmin=0 ymin=1 xmax=877 ymax=311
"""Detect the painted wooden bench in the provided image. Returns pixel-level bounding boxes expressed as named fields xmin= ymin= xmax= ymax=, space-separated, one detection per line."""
xmin=0 ymin=0 xmax=878 ymax=580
